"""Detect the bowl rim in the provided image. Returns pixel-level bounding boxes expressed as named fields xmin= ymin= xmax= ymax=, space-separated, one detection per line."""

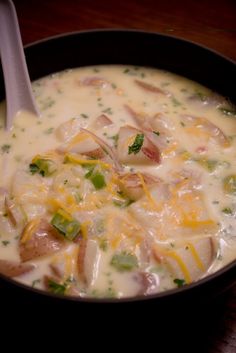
xmin=0 ymin=28 xmax=236 ymax=303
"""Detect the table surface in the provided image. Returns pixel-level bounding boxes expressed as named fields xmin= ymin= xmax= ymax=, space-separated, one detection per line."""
xmin=11 ymin=0 xmax=236 ymax=350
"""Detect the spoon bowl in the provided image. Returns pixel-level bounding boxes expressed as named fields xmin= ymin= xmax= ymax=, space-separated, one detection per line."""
xmin=0 ymin=0 xmax=38 ymax=130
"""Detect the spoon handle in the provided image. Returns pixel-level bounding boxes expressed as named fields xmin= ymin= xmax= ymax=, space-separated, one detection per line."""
xmin=0 ymin=0 xmax=39 ymax=130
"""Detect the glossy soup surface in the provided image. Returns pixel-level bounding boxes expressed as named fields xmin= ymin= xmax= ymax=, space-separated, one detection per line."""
xmin=0 ymin=65 xmax=236 ymax=298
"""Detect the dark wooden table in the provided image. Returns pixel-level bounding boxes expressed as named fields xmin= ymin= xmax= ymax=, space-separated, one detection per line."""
xmin=11 ymin=0 xmax=236 ymax=351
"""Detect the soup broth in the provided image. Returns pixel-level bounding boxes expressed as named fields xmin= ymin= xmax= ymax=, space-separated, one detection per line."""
xmin=0 ymin=65 xmax=236 ymax=298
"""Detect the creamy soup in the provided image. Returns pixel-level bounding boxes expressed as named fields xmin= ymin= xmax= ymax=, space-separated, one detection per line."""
xmin=0 ymin=65 xmax=236 ymax=298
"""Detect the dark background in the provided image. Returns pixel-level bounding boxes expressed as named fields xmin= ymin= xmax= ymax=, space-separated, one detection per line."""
xmin=7 ymin=0 xmax=236 ymax=350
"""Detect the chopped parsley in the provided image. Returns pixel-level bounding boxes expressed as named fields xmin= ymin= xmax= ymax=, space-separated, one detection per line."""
xmin=222 ymin=207 xmax=233 ymax=215
xmin=1 ymin=144 xmax=11 ymax=154
xmin=44 ymin=127 xmax=54 ymax=134
xmin=48 ymin=279 xmax=67 ymax=295
xmin=2 ymin=240 xmax=10 ymax=246
xmin=153 ymin=131 xmax=160 ymax=136
xmin=107 ymin=134 xmax=119 ymax=148
xmin=128 ymin=133 xmax=144 ymax=155
xmin=173 ymin=278 xmax=186 ymax=287
xmin=81 ymin=113 xmax=89 ymax=119
xmin=102 ymin=107 xmax=113 ymax=115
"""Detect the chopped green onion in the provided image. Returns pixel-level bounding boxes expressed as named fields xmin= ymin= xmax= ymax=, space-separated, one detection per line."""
xmin=110 ymin=252 xmax=138 ymax=272
xmin=29 ymin=158 xmax=57 ymax=177
xmin=51 ymin=209 xmax=80 ymax=241
xmin=90 ymin=172 xmax=106 ymax=190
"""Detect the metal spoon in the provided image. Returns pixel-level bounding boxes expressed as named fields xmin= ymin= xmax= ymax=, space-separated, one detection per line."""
xmin=0 ymin=0 xmax=39 ymax=130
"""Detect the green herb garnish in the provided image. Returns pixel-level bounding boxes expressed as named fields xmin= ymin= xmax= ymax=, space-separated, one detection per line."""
xmin=222 ymin=207 xmax=233 ymax=215
xmin=2 ymin=240 xmax=10 ymax=246
xmin=48 ymin=279 xmax=67 ymax=295
xmin=81 ymin=113 xmax=89 ymax=119
xmin=1 ymin=144 xmax=11 ymax=154
xmin=153 ymin=131 xmax=160 ymax=136
xmin=128 ymin=133 xmax=144 ymax=155
xmin=173 ymin=278 xmax=186 ymax=287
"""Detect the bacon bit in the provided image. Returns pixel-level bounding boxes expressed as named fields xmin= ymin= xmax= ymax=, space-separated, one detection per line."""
xmin=80 ymin=77 xmax=109 ymax=88
xmin=135 ymin=79 xmax=168 ymax=95
xmin=0 ymin=259 xmax=35 ymax=278
xmin=142 ymin=146 xmax=160 ymax=163
xmin=93 ymin=114 xmax=113 ymax=130
xmin=20 ymin=219 xmax=65 ymax=262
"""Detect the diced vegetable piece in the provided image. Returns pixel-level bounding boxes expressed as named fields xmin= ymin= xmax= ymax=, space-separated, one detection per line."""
xmin=77 ymin=239 xmax=101 ymax=286
xmin=90 ymin=172 xmax=106 ymax=190
xmin=20 ymin=219 xmax=65 ymax=262
xmin=55 ymin=118 xmax=81 ymax=142
xmin=223 ymin=175 xmax=236 ymax=194
xmin=92 ymin=114 xmax=113 ymax=129
xmin=0 ymin=259 xmax=35 ymax=277
xmin=134 ymin=272 xmax=158 ymax=295
xmin=110 ymin=252 xmax=138 ymax=272
xmin=118 ymin=172 xmax=160 ymax=200
xmin=153 ymin=237 xmax=215 ymax=284
xmin=30 ymin=157 xmax=57 ymax=176
xmin=51 ymin=209 xmax=80 ymax=241
xmin=117 ymin=125 xmax=160 ymax=165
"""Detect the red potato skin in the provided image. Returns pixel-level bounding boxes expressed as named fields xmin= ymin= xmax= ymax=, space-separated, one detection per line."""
xmin=20 ymin=219 xmax=65 ymax=262
xmin=77 ymin=238 xmax=87 ymax=285
xmin=142 ymin=146 xmax=160 ymax=163
xmin=134 ymin=80 xmax=167 ymax=95
xmin=0 ymin=259 xmax=35 ymax=277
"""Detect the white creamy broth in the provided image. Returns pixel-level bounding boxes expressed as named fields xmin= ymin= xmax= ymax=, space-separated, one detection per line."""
xmin=0 ymin=65 xmax=236 ymax=298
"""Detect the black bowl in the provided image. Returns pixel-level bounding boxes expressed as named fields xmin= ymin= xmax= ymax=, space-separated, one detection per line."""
xmin=0 ymin=29 xmax=236 ymax=309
